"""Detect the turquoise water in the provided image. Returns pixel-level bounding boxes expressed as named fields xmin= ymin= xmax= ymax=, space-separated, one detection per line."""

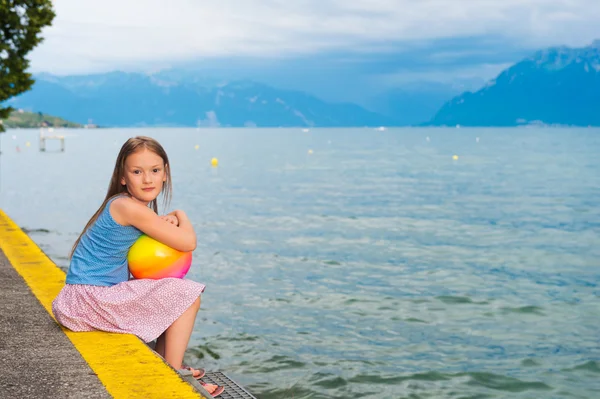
xmin=1 ymin=127 xmax=599 ymax=398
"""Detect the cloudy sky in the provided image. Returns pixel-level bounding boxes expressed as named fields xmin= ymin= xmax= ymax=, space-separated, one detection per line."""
xmin=28 ymin=0 xmax=600 ymax=96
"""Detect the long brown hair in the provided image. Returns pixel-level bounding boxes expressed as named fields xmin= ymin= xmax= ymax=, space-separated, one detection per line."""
xmin=69 ymin=136 xmax=172 ymax=258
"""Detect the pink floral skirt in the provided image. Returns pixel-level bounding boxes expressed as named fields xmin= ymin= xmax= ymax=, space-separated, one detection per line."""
xmin=52 ymin=278 xmax=206 ymax=342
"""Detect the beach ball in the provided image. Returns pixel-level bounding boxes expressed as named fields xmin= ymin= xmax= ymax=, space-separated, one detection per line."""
xmin=128 ymin=235 xmax=192 ymax=279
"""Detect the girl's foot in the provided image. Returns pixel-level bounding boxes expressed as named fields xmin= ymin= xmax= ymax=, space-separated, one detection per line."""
xmin=200 ymin=382 xmax=224 ymax=397
xmin=181 ymin=366 xmax=205 ymax=379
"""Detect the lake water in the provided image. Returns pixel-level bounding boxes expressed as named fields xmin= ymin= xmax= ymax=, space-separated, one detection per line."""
xmin=1 ymin=127 xmax=599 ymax=398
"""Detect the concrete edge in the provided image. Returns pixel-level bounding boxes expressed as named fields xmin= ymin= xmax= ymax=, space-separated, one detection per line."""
xmin=0 ymin=209 xmax=211 ymax=399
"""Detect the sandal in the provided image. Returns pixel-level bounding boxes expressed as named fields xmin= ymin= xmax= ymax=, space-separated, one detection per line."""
xmin=183 ymin=366 xmax=205 ymax=380
xmin=200 ymin=382 xmax=224 ymax=397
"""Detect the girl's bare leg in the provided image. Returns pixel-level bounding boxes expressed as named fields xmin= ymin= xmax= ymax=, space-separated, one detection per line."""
xmin=163 ymin=297 xmax=201 ymax=369
xmin=155 ymin=333 xmax=165 ymax=357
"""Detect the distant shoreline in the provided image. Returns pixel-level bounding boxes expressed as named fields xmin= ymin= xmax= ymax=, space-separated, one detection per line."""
xmin=3 ymin=110 xmax=84 ymax=129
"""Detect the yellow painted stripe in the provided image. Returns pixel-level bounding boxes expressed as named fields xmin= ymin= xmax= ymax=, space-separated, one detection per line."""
xmin=0 ymin=209 xmax=205 ymax=399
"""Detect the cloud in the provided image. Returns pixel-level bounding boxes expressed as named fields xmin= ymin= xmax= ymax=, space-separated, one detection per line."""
xmin=28 ymin=0 xmax=600 ymax=76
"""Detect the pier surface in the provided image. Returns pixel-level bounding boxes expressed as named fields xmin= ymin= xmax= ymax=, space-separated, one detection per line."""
xmin=0 ymin=209 xmax=213 ymax=398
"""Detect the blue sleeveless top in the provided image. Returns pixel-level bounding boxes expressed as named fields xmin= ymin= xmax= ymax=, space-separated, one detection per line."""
xmin=66 ymin=195 xmax=142 ymax=286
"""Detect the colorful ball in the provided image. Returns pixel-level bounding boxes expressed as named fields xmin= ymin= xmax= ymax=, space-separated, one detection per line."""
xmin=128 ymin=235 xmax=192 ymax=279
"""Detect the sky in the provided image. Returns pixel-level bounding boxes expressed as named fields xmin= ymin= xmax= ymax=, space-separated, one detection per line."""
xmin=27 ymin=0 xmax=600 ymax=98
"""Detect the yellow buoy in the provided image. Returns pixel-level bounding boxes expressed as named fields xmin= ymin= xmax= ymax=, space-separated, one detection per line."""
xmin=308 ymin=149 xmax=313 ymax=155
xmin=26 ymin=141 xmax=31 ymax=147
xmin=194 ymin=145 xmax=199 ymax=150
xmin=452 ymin=155 xmax=459 ymax=160
xmin=211 ymin=157 xmax=218 ymax=167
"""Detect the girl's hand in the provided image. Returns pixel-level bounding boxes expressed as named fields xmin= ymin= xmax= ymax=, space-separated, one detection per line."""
xmin=160 ymin=214 xmax=179 ymax=226
xmin=171 ymin=209 xmax=189 ymax=222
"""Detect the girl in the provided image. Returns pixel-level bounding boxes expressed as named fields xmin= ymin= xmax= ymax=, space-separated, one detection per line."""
xmin=52 ymin=136 xmax=223 ymax=397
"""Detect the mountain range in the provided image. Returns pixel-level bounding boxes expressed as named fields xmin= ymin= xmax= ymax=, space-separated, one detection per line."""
xmin=429 ymin=40 xmax=600 ymax=127
xmin=7 ymin=74 xmax=391 ymax=128
xmin=6 ymin=41 xmax=600 ymax=127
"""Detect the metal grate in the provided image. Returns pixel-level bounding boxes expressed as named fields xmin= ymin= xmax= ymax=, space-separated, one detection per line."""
xmin=200 ymin=372 xmax=258 ymax=399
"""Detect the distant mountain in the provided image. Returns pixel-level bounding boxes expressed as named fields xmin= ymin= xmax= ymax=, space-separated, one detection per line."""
xmin=429 ymin=41 xmax=600 ymax=126
xmin=368 ymin=82 xmax=465 ymax=125
xmin=6 ymin=73 xmax=392 ymax=128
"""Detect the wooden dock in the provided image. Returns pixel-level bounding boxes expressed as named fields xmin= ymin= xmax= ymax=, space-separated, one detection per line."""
xmin=39 ymin=128 xmax=65 ymax=152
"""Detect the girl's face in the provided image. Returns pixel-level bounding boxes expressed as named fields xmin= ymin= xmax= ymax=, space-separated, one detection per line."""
xmin=121 ymin=149 xmax=167 ymax=205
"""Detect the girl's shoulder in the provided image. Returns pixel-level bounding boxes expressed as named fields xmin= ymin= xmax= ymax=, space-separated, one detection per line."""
xmin=110 ymin=195 xmax=142 ymax=226
xmin=110 ymin=195 xmax=158 ymax=228
xmin=111 ymin=194 xmax=133 ymax=206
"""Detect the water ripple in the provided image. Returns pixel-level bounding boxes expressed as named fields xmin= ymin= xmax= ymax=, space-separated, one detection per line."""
xmin=3 ymin=127 xmax=600 ymax=398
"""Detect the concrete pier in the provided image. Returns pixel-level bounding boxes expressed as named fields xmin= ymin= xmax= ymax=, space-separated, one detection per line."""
xmin=0 ymin=210 xmax=213 ymax=398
